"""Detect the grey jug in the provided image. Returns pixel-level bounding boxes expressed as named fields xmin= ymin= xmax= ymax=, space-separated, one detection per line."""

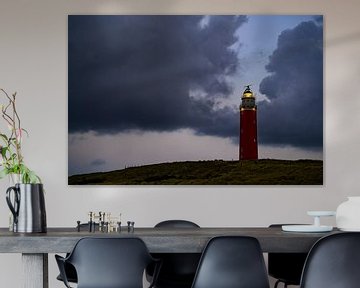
xmin=6 ymin=183 xmax=47 ymax=233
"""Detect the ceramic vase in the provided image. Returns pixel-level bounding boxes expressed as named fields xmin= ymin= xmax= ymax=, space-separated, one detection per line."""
xmin=336 ymin=196 xmax=360 ymax=231
xmin=6 ymin=183 xmax=47 ymax=233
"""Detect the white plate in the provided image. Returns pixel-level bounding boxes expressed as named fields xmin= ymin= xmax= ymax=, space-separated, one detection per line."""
xmin=307 ymin=211 xmax=336 ymax=217
xmin=338 ymin=227 xmax=360 ymax=232
xmin=282 ymin=225 xmax=333 ymax=232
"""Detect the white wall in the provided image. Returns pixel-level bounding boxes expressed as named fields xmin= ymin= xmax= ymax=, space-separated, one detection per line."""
xmin=0 ymin=0 xmax=360 ymax=287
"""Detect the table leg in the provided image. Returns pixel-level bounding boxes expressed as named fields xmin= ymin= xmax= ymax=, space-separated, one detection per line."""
xmin=22 ymin=253 xmax=48 ymax=288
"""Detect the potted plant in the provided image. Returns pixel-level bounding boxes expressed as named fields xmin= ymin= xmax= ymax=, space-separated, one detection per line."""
xmin=0 ymin=88 xmax=46 ymax=233
xmin=0 ymin=88 xmax=40 ymax=183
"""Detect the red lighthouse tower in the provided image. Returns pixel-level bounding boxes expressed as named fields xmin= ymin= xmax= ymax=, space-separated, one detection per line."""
xmin=239 ymin=85 xmax=258 ymax=160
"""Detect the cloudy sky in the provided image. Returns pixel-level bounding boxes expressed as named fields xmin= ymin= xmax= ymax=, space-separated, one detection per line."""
xmin=68 ymin=15 xmax=323 ymax=176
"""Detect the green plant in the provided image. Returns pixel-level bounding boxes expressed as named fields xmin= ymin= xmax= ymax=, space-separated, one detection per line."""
xmin=0 ymin=88 xmax=41 ymax=183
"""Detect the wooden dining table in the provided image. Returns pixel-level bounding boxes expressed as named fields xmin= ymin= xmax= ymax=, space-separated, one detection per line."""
xmin=0 ymin=226 xmax=339 ymax=288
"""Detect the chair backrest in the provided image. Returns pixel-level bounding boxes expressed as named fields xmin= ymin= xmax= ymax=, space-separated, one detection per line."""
xmin=150 ymin=220 xmax=201 ymax=287
xmin=300 ymin=232 xmax=360 ymax=288
xmin=66 ymin=237 xmax=154 ymax=288
xmin=155 ymin=220 xmax=200 ymax=228
xmin=191 ymin=236 xmax=270 ymax=288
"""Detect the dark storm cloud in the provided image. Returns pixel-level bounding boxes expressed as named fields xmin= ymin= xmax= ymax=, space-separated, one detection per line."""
xmin=68 ymin=15 xmax=246 ymax=138
xmin=258 ymin=19 xmax=323 ymax=148
xmin=314 ymin=15 xmax=323 ymax=25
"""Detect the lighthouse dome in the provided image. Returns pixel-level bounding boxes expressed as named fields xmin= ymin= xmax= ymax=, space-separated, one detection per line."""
xmin=243 ymin=86 xmax=254 ymax=98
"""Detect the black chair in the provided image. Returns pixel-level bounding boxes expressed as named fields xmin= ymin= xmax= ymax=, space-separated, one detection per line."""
xmin=268 ymin=224 xmax=308 ymax=288
xmin=191 ymin=236 xmax=270 ymax=288
xmin=56 ymin=223 xmax=99 ymax=284
xmin=56 ymin=262 xmax=77 ymax=284
xmin=55 ymin=237 xmax=160 ymax=288
xmin=147 ymin=220 xmax=201 ymax=288
xmin=300 ymin=232 xmax=360 ymax=288
xmin=154 ymin=220 xmax=200 ymax=229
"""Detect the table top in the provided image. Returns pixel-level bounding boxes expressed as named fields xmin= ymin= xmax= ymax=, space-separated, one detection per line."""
xmin=0 ymin=227 xmax=340 ymax=254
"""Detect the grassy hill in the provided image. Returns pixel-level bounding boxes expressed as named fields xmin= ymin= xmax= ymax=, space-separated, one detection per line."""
xmin=68 ymin=159 xmax=323 ymax=185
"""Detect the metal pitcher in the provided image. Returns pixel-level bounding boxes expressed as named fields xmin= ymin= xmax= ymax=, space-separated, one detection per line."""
xmin=6 ymin=183 xmax=47 ymax=233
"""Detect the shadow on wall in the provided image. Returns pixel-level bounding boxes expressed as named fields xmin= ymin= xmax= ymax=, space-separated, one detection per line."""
xmin=327 ymin=31 xmax=360 ymax=47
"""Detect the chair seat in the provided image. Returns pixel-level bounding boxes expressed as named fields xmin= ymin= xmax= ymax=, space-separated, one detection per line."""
xmin=149 ymin=253 xmax=200 ymax=288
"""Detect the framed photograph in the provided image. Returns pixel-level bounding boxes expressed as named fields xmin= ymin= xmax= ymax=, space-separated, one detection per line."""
xmin=68 ymin=15 xmax=323 ymax=185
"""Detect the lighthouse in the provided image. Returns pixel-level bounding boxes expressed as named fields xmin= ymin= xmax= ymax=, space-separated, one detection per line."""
xmin=239 ymin=85 xmax=258 ymax=160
